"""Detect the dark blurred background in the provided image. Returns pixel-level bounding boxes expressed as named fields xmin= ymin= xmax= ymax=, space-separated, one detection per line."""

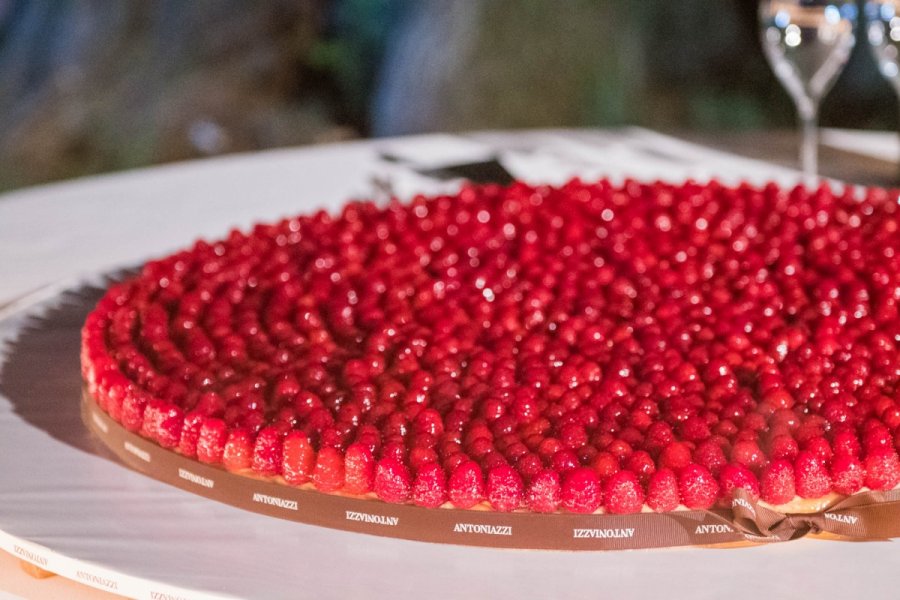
xmin=0 ymin=0 xmax=894 ymax=192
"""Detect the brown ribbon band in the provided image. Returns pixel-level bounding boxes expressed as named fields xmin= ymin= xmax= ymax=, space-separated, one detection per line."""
xmin=82 ymin=390 xmax=900 ymax=551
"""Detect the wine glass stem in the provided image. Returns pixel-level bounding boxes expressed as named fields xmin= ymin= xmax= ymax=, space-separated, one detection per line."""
xmin=896 ymin=90 xmax=900 ymax=184
xmin=799 ymin=107 xmax=818 ymax=186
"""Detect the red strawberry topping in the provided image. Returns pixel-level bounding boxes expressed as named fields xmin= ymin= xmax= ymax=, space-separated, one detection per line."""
xmin=527 ymin=469 xmax=562 ymax=513
xmin=121 ymin=390 xmax=149 ymax=433
xmin=832 ymin=429 xmax=862 ymax=458
xmin=560 ymin=467 xmax=603 ymax=513
xmin=178 ymin=411 xmax=205 ymax=458
xmin=251 ymin=426 xmax=284 ymax=477
xmin=802 ymin=436 xmax=833 ymax=465
xmin=412 ymin=462 xmax=447 ymax=508
xmin=196 ymin=417 xmax=227 ymax=464
xmin=313 ymin=447 xmax=345 ymax=493
xmin=678 ymin=464 xmax=719 ymax=509
xmin=282 ymin=431 xmax=315 ymax=485
xmin=718 ymin=463 xmax=760 ymax=502
xmin=591 ymin=451 xmax=620 ymax=479
xmin=603 ymin=470 xmax=645 ymax=514
xmin=374 ymin=457 xmax=412 ymax=503
xmin=768 ymin=434 xmax=800 ymax=462
xmin=141 ymin=399 xmax=184 ymax=449
xmin=659 ymin=442 xmax=693 ymax=471
xmin=794 ymin=451 xmax=832 ymax=499
xmin=693 ymin=439 xmax=727 ymax=476
xmin=624 ymin=450 xmax=656 ymax=484
xmin=646 ymin=468 xmax=680 ymax=512
xmin=344 ymin=443 xmax=376 ymax=495
xmin=486 ymin=465 xmax=524 ymax=512
xmin=831 ymin=454 xmax=865 ymax=495
xmin=760 ymin=460 xmax=796 ymax=505
xmin=448 ymin=460 xmax=485 ymax=509
xmin=223 ymin=427 xmax=253 ymax=472
xmin=863 ymin=423 xmax=893 ymax=453
xmin=864 ymin=447 xmax=900 ymax=491
xmin=730 ymin=439 xmax=764 ymax=469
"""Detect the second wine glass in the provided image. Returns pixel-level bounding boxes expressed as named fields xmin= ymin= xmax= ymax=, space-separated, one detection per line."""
xmin=759 ymin=0 xmax=858 ymax=183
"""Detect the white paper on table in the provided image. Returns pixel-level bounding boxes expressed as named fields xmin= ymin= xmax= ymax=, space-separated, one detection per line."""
xmin=488 ymin=128 xmax=806 ymax=188
xmin=821 ymin=128 xmax=899 ymax=164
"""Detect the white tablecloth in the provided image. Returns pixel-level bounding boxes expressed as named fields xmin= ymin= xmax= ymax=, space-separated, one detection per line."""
xmin=0 ymin=129 xmax=896 ymax=600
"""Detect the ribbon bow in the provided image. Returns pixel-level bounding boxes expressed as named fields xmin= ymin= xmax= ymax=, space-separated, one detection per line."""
xmin=725 ymin=488 xmax=900 ymax=543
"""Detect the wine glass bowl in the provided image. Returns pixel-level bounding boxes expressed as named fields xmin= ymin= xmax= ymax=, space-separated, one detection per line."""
xmin=759 ymin=0 xmax=858 ymax=182
xmin=865 ymin=1 xmax=900 ymax=181
xmin=866 ymin=1 xmax=900 ymax=92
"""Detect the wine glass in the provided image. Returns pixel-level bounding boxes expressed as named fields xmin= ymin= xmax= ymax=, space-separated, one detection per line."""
xmin=759 ymin=0 xmax=858 ymax=184
xmin=865 ymin=0 xmax=900 ymax=166
xmin=866 ymin=1 xmax=900 ymax=90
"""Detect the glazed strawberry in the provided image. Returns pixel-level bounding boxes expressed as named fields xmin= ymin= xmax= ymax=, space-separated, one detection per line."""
xmin=344 ymin=443 xmax=376 ymax=495
xmin=678 ymin=464 xmax=719 ymax=509
xmin=831 ymin=454 xmax=864 ymax=495
xmin=223 ymin=427 xmax=254 ymax=472
xmin=380 ymin=441 xmax=407 ymax=464
xmin=659 ymin=442 xmax=692 ymax=470
xmin=644 ymin=421 xmax=675 ymax=452
xmin=794 ymin=422 xmax=825 ymax=446
xmin=413 ymin=408 xmax=444 ymax=437
xmin=730 ymin=439 xmax=764 ymax=469
xmin=607 ymin=440 xmax=636 ymax=465
xmin=412 ymin=462 xmax=447 ymax=508
xmin=864 ymin=447 xmax=900 ymax=491
xmin=374 ymin=457 xmax=412 ymax=503
xmin=760 ymin=460 xmax=795 ymax=505
xmin=486 ymin=465 xmax=524 ymax=512
xmin=448 ymin=460 xmax=485 ymax=508
xmin=550 ymin=449 xmax=580 ymax=473
xmin=802 ymin=436 xmax=833 ymax=465
xmin=251 ymin=426 xmax=284 ymax=477
xmin=515 ymin=453 xmax=543 ymax=482
xmin=591 ymin=451 xmax=620 ymax=479
xmin=679 ymin=416 xmax=711 ymax=443
xmin=121 ymin=390 xmax=149 ymax=433
xmin=561 ymin=467 xmax=602 ymax=513
xmin=768 ymin=434 xmax=800 ymax=462
xmin=863 ymin=423 xmax=893 ymax=453
xmin=832 ymin=429 xmax=862 ymax=457
xmin=140 ymin=400 xmax=184 ymax=449
xmin=313 ymin=447 xmax=345 ymax=493
xmin=527 ymin=469 xmax=561 ymax=513
xmin=794 ymin=451 xmax=832 ymax=499
xmin=409 ymin=446 xmax=439 ymax=472
xmin=693 ymin=439 xmax=727 ymax=476
xmin=178 ymin=411 xmax=205 ymax=457
xmin=718 ymin=463 xmax=760 ymax=502
xmin=196 ymin=417 xmax=227 ymax=464
xmin=646 ymin=468 xmax=680 ymax=512
xmin=624 ymin=450 xmax=656 ymax=484
xmin=193 ymin=391 xmax=225 ymax=417
xmin=443 ymin=452 xmax=467 ymax=473
xmin=603 ymin=470 xmax=644 ymax=514
xmin=282 ymin=430 xmax=315 ymax=485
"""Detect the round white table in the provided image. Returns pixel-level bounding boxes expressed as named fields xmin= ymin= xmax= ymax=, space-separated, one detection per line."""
xmin=0 ymin=129 xmax=893 ymax=600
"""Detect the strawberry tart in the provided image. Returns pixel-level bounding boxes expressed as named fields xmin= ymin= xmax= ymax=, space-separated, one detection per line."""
xmin=80 ymin=178 xmax=900 ymax=532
